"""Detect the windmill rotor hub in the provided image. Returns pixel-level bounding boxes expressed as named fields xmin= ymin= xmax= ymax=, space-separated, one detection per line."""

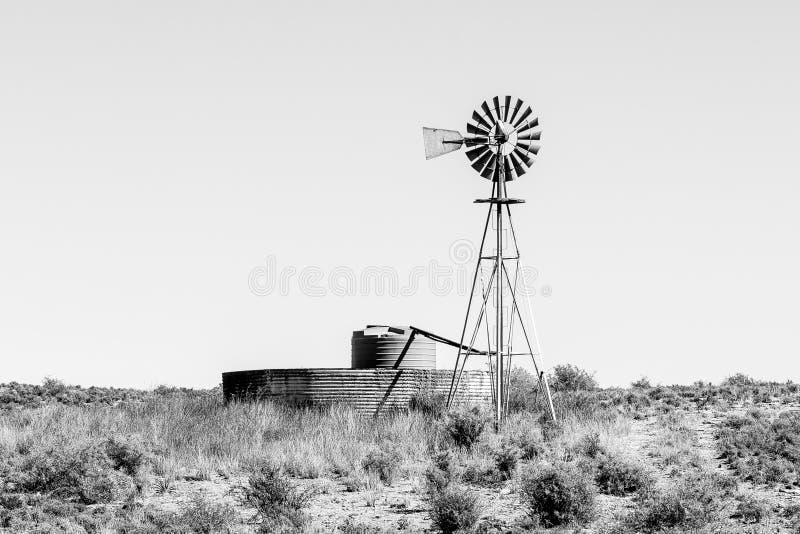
xmin=489 ymin=121 xmax=517 ymax=155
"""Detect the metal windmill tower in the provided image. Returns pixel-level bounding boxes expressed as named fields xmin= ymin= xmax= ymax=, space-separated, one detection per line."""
xmin=422 ymin=96 xmax=557 ymax=425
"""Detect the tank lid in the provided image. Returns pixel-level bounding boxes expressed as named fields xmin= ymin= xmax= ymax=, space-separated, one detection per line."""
xmin=356 ymin=325 xmax=411 ymax=337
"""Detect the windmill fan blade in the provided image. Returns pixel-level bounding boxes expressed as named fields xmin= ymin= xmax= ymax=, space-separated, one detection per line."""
xmin=422 ymin=127 xmax=464 ymax=160
xmin=509 ymin=152 xmax=526 ymax=177
xmin=471 ymin=150 xmax=493 ymax=172
xmin=467 ymin=123 xmax=489 ymax=136
xmin=513 ymin=106 xmax=533 ymax=127
xmin=513 ymin=148 xmax=534 ymax=167
xmin=502 ymin=156 xmax=516 ymax=180
xmin=515 ymin=117 xmax=539 ymax=134
xmin=480 ymin=102 xmax=497 ymax=126
xmin=480 ymin=154 xmax=498 ymax=179
xmin=509 ymin=99 xmax=523 ymax=125
xmin=472 ymin=110 xmax=492 ymax=130
xmin=465 ymin=145 xmax=490 ymax=162
xmin=516 ymin=142 xmax=540 ymax=155
xmin=503 ymin=96 xmax=511 ymax=121
xmin=464 ymin=136 xmax=488 ymax=147
xmin=492 ymin=96 xmax=501 ymax=121
xmin=517 ymin=131 xmax=542 ymax=141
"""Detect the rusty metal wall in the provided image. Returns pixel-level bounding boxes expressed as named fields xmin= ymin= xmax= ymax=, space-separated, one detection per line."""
xmin=221 ymin=368 xmax=491 ymax=415
xmin=351 ymin=326 xmax=436 ymax=369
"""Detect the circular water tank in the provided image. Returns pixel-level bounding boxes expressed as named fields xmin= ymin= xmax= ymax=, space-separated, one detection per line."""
xmin=351 ymin=325 xmax=436 ymax=369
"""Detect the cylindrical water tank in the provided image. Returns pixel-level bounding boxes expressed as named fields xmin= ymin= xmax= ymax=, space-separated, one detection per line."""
xmin=351 ymin=325 xmax=436 ymax=369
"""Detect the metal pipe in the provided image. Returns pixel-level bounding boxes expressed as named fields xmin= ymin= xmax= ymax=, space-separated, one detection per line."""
xmin=496 ymin=160 xmax=505 ymax=427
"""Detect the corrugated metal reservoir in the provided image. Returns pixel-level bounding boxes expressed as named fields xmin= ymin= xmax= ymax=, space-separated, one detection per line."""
xmin=222 ymin=368 xmax=491 ymax=415
xmin=351 ymin=325 xmax=436 ymax=369
xmin=222 ymin=325 xmax=491 ymax=415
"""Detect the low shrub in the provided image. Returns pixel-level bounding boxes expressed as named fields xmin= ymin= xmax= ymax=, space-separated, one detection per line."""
xmin=501 ymin=415 xmax=544 ymax=460
xmin=424 ymin=451 xmax=456 ymax=494
xmin=11 ymin=440 xmax=130 ymax=505
xmin=574 ymin=431 xmax=606 ymax=460
xmin=623 ymin=468 xmax=736 ymax=532
xmin=174 ymin=493 xmax=237 ymax=534
xmin=629 ymin=487 xmax=686 ymax=531
xmin=460 ymin=457 xmax=503 ymax=487
xmin=342 ymin=473 xmax=367 ymax=492
xmin=424 ymin=466 xmax=452 ymax=495
xmin=493 ymin=443 xmax=520 ymax=479
xmin=595 ymin=453 xmax=653 ymax=496
xmin=105 ymin=434 xmax=149 ymax=476
xmin=445 ymin=407 xmax=488 ymax=450
xmin=506 ymin=368 xmax=541 ymax=413
xmin=428 ymin=485 xmax=482 ymax=534
xmin=733 ymin=492 xmax=770 ymax=524
xmin=518 ymin=461 xmax=596 ymax=527
xmin=722 ymin=373 xmax=757 ymax=387
xmin=338 ymin=517 xmax=397 ymax=534
xmin=237 ymin=463 xmax=316 ymax=533
xmin=361 ymin=445 xmax=402 ymax=485
xmin=548 ymin=364 xmax=598 ymax=392
xmin=631 ymin=376 xmax=651 ymax=389
xmin=716 ymin=409 xmax=800 ymax=486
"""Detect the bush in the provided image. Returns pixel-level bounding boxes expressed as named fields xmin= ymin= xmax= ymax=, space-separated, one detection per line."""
xmin=428 ymin=485 xmax=482 ymax=534
xmin=460 ymin=457 xmax=503 ymax=487
xmin=338 ymin=517 xmax=397 ymax=534
xmin=424 ymin=451 xmax=456 ymax=494
xmin=361 ymin=445 xmax=401 ymax=485
xmin=175 ymin=494 xmax=237 ymax=533
xmin=722 ymin=373 xmax=757 ymax=387
xmin=42 ymin=377 xmax=69 ymax=397
xmin=575 ymin=432 xmax=606 ymax=460
xmin=445 ymin=407 xmax=488 ymax=450
xmin=424 ymin=466 xmax=452 ymax=495
xmin=548 ymin=364 xmax=597 ymax=392
xmin=631 ymin=376 xmax=651 ymax=389
xmin=595 ymin=454 xmax=653 ymax=496
xmin=105 ymin=435 xmax=149 ymax=476
xmin=630 ymin=487 xmax=686 ymax=531
xmin=501 ymin=415 xmax=544 ymax=460
xmin=518 ymin=461 xmax=596 ymax=527
xmin=733 ymin=492 xmax=769 ymax=524
xmin=506 ymin=368 xmax=541 ymax=413
xmin=493 ymin=443 xmax=519 ymax=479
xmin=624 ymin=468 xmax=736 ymax=532
xmin=716 ymin=409 xmax=800 ymax=486
xmin=238 ymin=463 xmax=316 ymax=533
xmin=11 ymin=440 xmax=129 ymax=505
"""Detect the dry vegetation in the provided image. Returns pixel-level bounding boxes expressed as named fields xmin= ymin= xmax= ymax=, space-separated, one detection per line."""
xmin=0 ymin=368 xmax=799 ymax=533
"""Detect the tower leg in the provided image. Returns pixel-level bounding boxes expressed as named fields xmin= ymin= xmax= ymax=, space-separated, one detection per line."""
xmin=447 ymin=187 xmax=495 ymax=409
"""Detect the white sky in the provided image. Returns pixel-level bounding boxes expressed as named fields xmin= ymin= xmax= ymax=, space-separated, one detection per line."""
xmin=1 ymin=1 xmax=798 ymax=388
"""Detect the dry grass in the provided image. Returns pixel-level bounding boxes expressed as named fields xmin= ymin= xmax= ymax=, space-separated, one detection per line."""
xmin=649 ymin=411 xmax=704 ymax=471
xmin=2 ymin=396 xmax=436 ymax=473
xmin=0 ymin=373 xmax=798 ymax=532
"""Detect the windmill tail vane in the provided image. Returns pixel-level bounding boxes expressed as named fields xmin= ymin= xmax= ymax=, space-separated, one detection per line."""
xmin=420 ymin=95 xmax=556 ymax=426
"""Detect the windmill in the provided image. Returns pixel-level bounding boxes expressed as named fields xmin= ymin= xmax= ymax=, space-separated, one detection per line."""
xmin=422 ymin=96 xmax=557 ymax=425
